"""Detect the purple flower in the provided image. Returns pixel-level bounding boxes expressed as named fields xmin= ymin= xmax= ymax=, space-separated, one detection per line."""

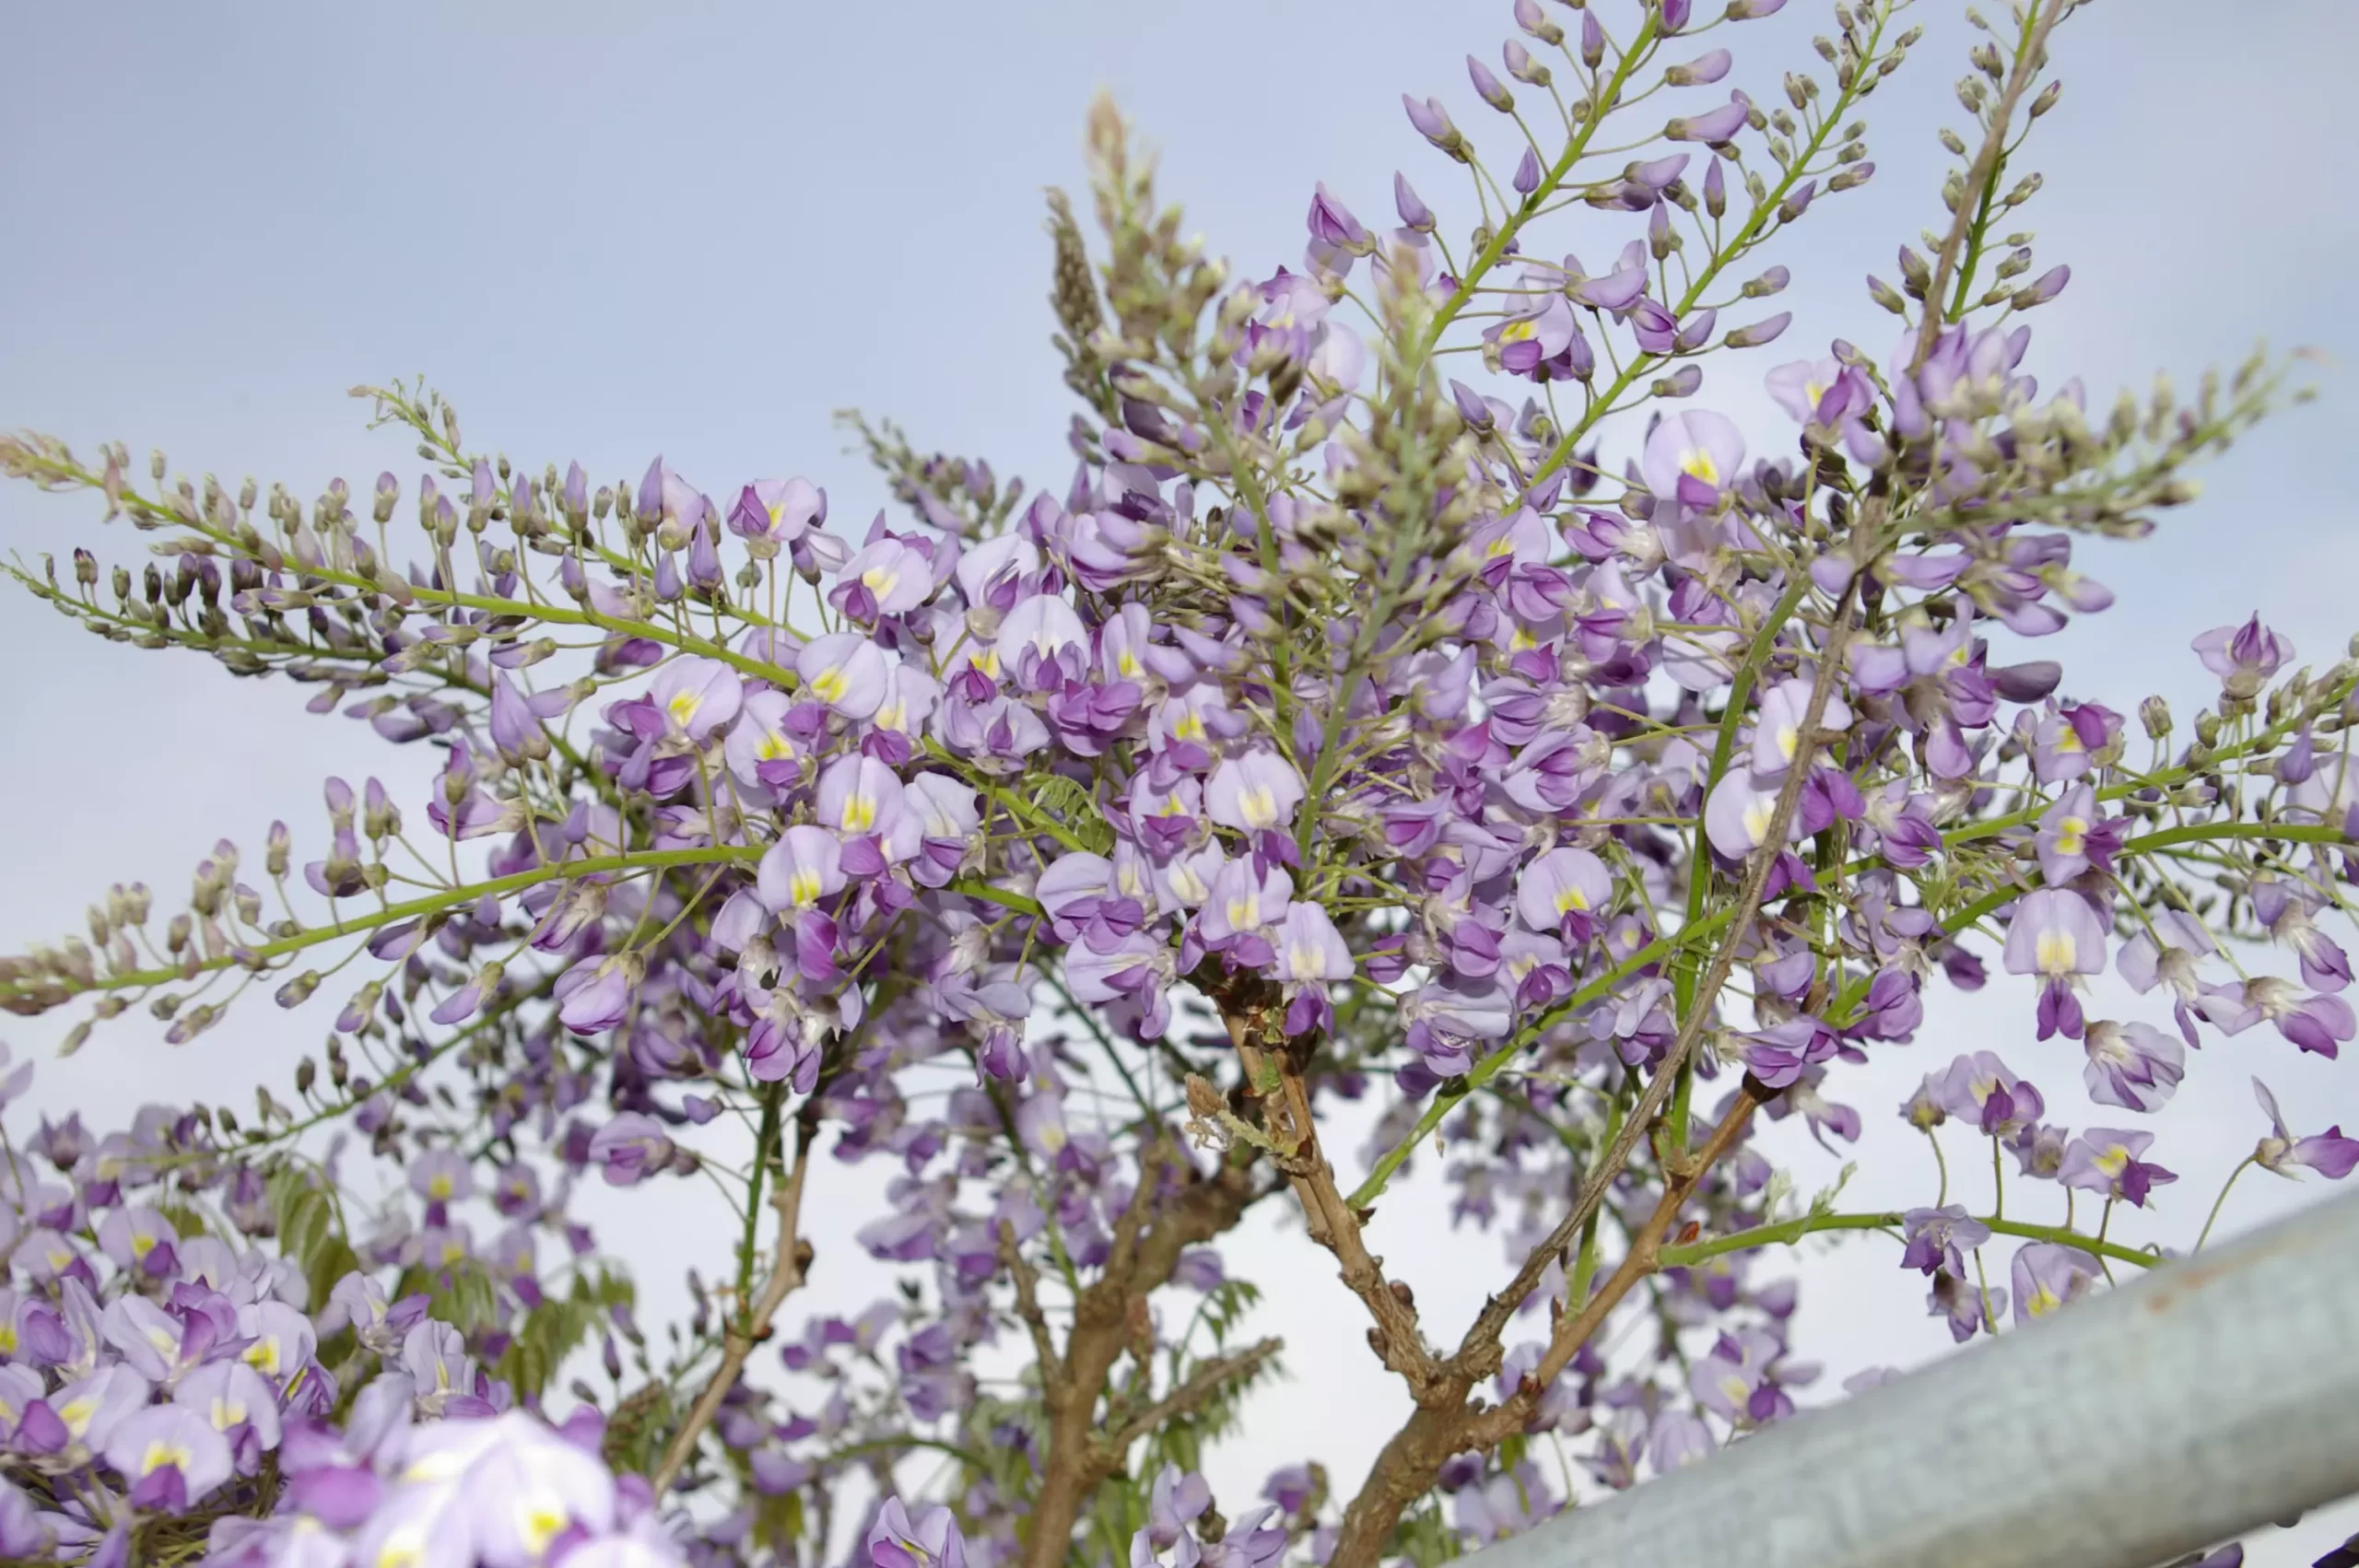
xmin=440 ymin=1412 xmax=617 ymax=1565
xmin=2002 ymin=888 xmax=2108 ymax=1038
xmin=173 ymin=1361 xmax=282 ymax=1456
xmin=555 ymin=954 xmax=640 ymax=1036
xmin=1402 ymin=94 xmax=1461 ymax=153
xmin=1703 ymin=771 xmax=1783 ymax=860
xmin=1306 ymin=182 xmax=1372 ymax=254
xmin=2196 ymin=977 xmax=2355 ymax=1058
xmin=105 ymin=1404 xmax=233 ymax=1510
xmin=758 ymin=825 xmax=849 ymax=914
xmin=1273 ymin=901 xmax=1354 ymax=1036
xmin=2003 ymin=889 xmax=2107 ymax=981
xmin=2059 ymin=1128 xmax=2177 ymax=1207
xmin=95 ymin=1205 xmax=178 ymax=1279
xmin=2081 ymin=1020 xmax=2184 ymax=1113
xmin=1740 ymin=1017 xmax=1838 ymax=1090
xmin=1147 ymin=1464 xmax=1213 ymax=1548
xmin=1900 ymin=1206 xmax=1990 ymax=1278
xmin=1640 ymin=410 xmax=1744 ymax=509
xmin=2010 ymin=1242 xmax=2100 ymax=1323
xmin=836 ymin=538 xmax=936 ymax=619
xmin=1206 ymin=748 xmax=1306 ymax=835
xmin=1666 ymin=90 xmax=1751 ymax=144
xmin=817 ymin=755 xmax=921 ymax=862
xmin=648 ymin=658 xmax=742 ymax=745
xmin=2191 ymin=614 xmax=2291 ymax=698
xmin=2252 ymin=879 xmax=2351 ymax=993
xmin=1513 ymin=846 xmax=1612 ymax=937
xmin=731 ymin=476 xmax=826 ymax=546
xmin=408 ymin=1150 xmax=474 ymax=1205
xmin=869 ymin=1498 xmax=967 ymax=1568
xmin=1749 ymin=676 xmax=1851 ymax=778
xmin=798 ymin=633 xmax=891 ymax=720
xmin=995 ymin=592 xmax=1089 ymax=678
xmin=1688 ymin=1328 xmax=1796 ymax=1425
xmin=2252 ymin=1079 xmax=2359 ymax=1179
xmin=1931 ymin=1051 xmax=2045 ymax=1138
xmin=588 ymin=1114 xmax=677 ymax=1187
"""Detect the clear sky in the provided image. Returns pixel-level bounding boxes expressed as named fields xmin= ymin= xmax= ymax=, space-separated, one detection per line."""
xmin=5 ymin=1 xmax=2357 ymax=1562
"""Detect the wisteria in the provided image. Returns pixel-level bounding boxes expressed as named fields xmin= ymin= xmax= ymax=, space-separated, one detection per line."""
xmin=0 ymin=1 xmax=2351 ymax=1566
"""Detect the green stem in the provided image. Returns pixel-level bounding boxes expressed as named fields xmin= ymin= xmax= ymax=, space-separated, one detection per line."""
xmin=1656 ymin=1209 xmax=2160 ymax=1272
xmin=1520 ymin=5 xmax=1892 ymax=497
xmin=1414 ymin=14 xmax=1662 ymax=359
xmin=735 ymin=1087 xmax=783 ymax=1333
xmin=11 ymin=842 xmax=1039 ymax=1008
xmin=2194 ymin=1157 xmax=2254 ymax=1254
xmin=1669 ymin=571 xmax=1816 ymax=1148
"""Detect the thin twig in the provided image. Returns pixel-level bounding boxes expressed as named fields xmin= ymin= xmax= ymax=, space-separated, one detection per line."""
xmin=1097 ymin=1337 xmax=1285 ymax=1458
xmin=1021 ymin=1140 xmax=1266 ymax=1568
xmin=999 ymin=1219 xmax=1064 ymax=1383
xmin=652 ymin=1119 xmax=815 ymax=1493
xmin=1470 ymin=1081 xmax=1768 ymax=1445
xmin=1911 ymin=0 xmax=2071 ymax=371
xmin=1460 ymin=583 xmax=1860 ymax=1365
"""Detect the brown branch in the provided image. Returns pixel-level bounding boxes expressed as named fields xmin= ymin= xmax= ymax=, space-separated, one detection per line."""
xmin=1000 ymin=1220 xmax=1063 ymax=1384
xmin=1326 ymin=1085 xmax=1768 ymax=1565
xmin=1329 ymin=587 xmax=1861 ymax=1568
xmin=1097 ymin=1336 xmax=1285 ymax=1459
xmin=1467 ymin=1081 xmax=1768 ymax=1446
xmin=653 ymin=1121 xmax=815 ymax=1494
xmin=1021 ymin=1138 xmax=1265 ymax=1568
xmin=1461 ymin=585 xmax=1859 ymax=1366
xmin=1910 ymin=0 xmax=2072 ymax=371
xmin=1220 ymin=993 xmax=1444 ymax=1399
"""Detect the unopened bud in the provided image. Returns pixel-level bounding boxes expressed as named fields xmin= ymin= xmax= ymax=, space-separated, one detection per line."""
xmin=2140 ymin=696 xmax=2172 ymax=739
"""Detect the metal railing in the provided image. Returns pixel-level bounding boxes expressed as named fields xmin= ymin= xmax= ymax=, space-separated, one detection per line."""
xmin=1461 ymin=1190 xmax=2359 ymax=1568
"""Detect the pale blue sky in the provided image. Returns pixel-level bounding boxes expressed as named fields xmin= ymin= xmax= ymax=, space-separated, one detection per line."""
xmin=5 ymin=2 xmax=2357 ymax=1560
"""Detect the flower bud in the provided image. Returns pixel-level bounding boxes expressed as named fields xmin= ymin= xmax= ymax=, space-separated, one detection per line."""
xmin=1467 ymin=55 xmax=1513 ymax=113
xmin=2139 ymin=696 xmax=2172 ymax=739
xmin=1723 ymin=312 xmax=1792 ymax=348
xmin=1668 ymin=48 xmax=1731 ymax=86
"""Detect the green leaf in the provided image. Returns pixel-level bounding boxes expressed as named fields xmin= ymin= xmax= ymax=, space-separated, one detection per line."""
xmin=1028 ymin=774 xmax=1115 ymax=855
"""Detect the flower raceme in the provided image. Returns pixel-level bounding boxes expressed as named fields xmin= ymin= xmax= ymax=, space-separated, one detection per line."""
xmin=0 ymin=1 xmax=2345 ymax=1565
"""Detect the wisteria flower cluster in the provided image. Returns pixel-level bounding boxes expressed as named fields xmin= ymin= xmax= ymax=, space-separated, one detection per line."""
xmin=2 ymin=0 xmax=2350 ymax=1565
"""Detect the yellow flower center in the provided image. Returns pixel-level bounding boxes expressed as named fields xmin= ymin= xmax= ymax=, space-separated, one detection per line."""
xmin=140 ymin=1439 xmax=194 ymax=1478
xmin=839 ymin=792 xmax=879 ymax=834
